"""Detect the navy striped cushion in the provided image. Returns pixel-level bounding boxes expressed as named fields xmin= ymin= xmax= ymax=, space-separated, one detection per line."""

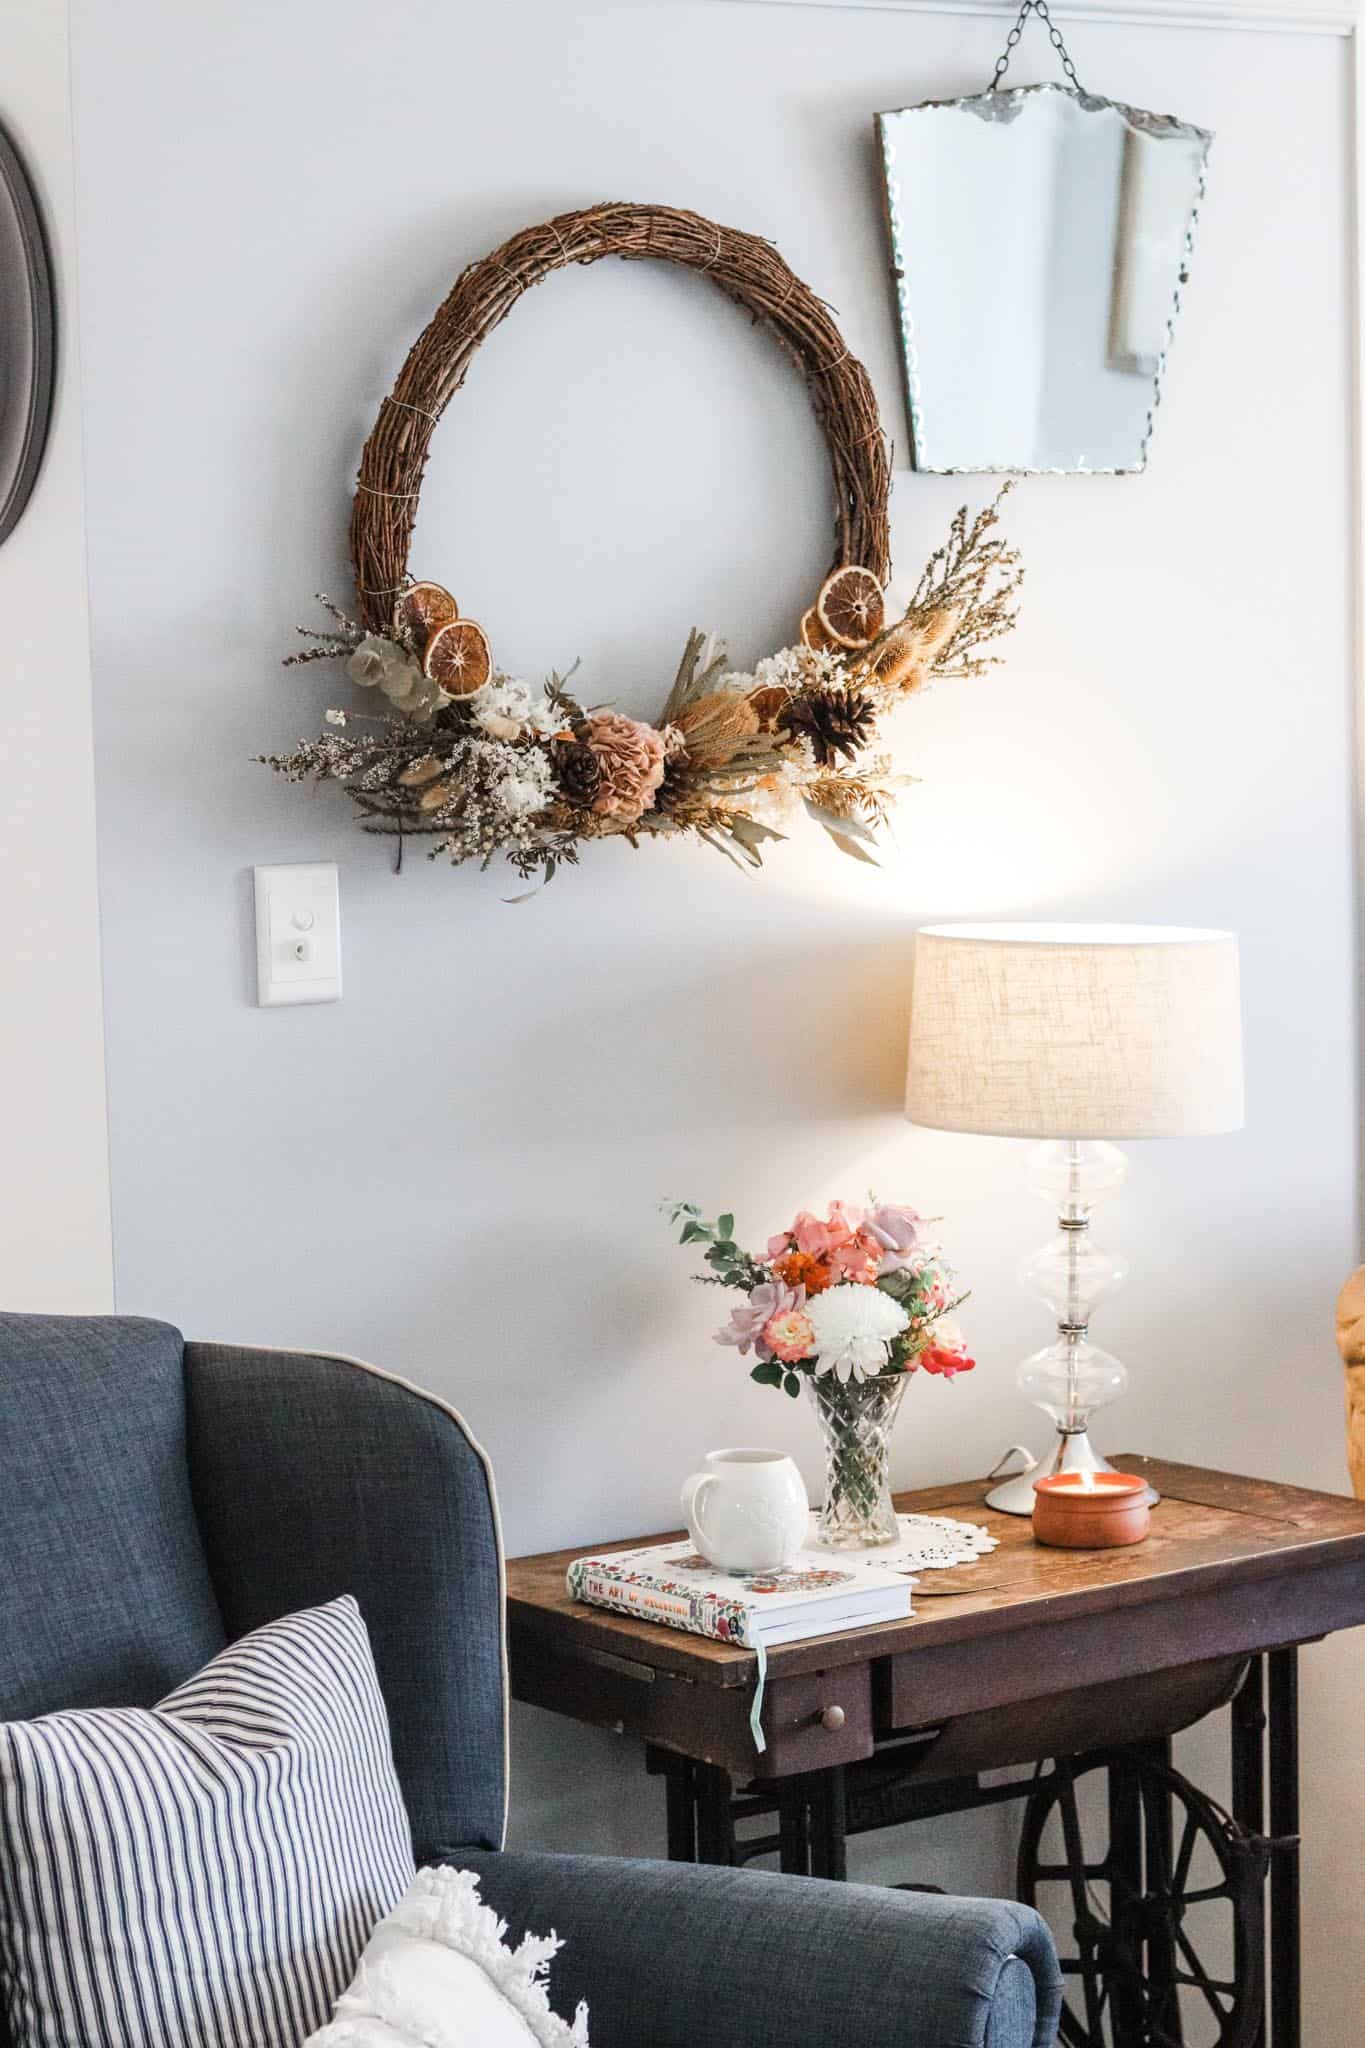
xmin=0 ymin=1596 xmax=415 ymax=2048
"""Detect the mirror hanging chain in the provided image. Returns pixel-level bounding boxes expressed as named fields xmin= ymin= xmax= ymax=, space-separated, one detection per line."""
xmin=988 ymin=0 xmax=1084 ymax=93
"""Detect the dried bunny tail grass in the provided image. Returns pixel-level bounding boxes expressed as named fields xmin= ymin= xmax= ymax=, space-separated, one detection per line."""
xmin=350 ymin=203 xmax=890 ymax=632
xmin=859 ymin=605 xmax=960 ymax=697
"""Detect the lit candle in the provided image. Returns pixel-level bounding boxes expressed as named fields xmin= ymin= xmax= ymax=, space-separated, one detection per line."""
xmin=1031 ymin=1470 xmax=1150 ymax=1548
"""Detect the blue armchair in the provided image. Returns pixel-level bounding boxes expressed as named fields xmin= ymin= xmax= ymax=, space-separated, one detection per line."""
xmin=0 ymin=1313 xmax=1061 ymax=2047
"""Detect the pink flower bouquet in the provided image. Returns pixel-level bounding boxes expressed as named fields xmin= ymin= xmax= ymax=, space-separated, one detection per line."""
xmin=665 ymin=1197 xmax=974 ymax=1397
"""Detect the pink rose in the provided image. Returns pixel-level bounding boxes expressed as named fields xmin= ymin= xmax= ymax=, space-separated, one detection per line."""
xmin=867 ymin=1204 xmax=922 ymax=1253
xmin=716 ymin=1279 xmax=806 ymax=1360
xmin=763 ymin=1308 xmax=816 ymax=1364
xmin=767 ymin=1231 xmax=793 ymax=1261
xmin=868 ymin=1203 xmax=924 ymax=1275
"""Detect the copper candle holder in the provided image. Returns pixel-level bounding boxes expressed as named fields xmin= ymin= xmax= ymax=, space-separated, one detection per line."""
xmin=1032 ymin=1470 xmax=1150 ymax=1549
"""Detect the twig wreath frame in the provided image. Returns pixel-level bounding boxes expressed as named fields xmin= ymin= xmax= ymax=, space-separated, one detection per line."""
xmin=350 ymin=203 xmax=892 ymax=626
xmin=265 ymin=201 xmax=1022 ymax=885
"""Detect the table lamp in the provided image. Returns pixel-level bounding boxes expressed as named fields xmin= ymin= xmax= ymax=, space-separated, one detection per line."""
xmin=905 ymin=923 xmax=1244 ymax=1514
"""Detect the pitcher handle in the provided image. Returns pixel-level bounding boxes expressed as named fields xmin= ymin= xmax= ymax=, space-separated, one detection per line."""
xmin=681 ymin=1471 xmax=718 ymax=1550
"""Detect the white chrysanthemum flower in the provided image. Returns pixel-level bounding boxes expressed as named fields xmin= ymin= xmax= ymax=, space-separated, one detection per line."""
xmin=806 ymin=1284 xmax=909 ymax=1384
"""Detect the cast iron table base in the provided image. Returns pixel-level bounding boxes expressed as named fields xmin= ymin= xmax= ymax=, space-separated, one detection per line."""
xmin=649 ymin=1651 xmax=1298 ymax=2047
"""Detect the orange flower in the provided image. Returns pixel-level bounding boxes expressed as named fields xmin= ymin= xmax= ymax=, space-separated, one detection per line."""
xmin=774 ymin=1250 xmax=835 ymax=1296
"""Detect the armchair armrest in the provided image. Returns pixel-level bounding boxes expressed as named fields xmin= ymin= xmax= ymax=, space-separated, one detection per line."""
xmin=456 ymin=1849 xmax=1061 ymax=2048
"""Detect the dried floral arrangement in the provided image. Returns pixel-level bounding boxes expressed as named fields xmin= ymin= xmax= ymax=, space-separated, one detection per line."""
xmin=261 ymin=203 xmax=1022 ymax=885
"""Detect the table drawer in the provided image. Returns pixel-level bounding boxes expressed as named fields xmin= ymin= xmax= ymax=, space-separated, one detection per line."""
xmin=758 ymin=1663 xmax=873 ymax=1778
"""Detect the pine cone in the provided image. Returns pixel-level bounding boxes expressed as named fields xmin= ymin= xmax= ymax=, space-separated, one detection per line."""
xmin=778 ymin=688 xmax=877 ymax=767
xmin=655 ymin=752 xmax=693 ymax=814
xmin=553 ymin=736 xmax=603 ymax=809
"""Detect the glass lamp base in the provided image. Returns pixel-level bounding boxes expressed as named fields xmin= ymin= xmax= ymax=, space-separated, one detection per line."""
xmin=985 ymin=1427 xmax=1161 ymax=1516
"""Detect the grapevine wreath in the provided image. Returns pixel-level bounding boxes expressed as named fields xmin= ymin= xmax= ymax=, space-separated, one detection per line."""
xmin=264 ymin=202 xmax=1022 ymax=884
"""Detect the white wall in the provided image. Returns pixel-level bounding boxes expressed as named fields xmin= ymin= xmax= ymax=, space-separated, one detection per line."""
xmin=0 ymin=0 xmax=111 ymax=1313
xmin=64 ymin=0 xmax=1361 ymax=2031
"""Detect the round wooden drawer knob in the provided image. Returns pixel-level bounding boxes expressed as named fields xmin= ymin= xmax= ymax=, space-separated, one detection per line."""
xmin=820 ymin=1704 xmax=846 ymax=1732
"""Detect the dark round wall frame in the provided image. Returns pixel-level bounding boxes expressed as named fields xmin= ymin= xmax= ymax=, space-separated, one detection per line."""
xmin=0 ymin=118 xmax=55 ymax=546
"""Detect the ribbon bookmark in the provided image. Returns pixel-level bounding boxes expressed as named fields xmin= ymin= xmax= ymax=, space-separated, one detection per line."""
xmin=749 ymin=1632 xmax=768 ymax=1754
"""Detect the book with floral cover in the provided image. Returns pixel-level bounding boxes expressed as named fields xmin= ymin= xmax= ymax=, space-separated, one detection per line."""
xmin=566 ymin=1537 xmax=914 ymax=1650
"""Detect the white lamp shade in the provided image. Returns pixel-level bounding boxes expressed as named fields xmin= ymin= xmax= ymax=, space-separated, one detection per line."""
xmin=905 ymin=923 xmax=1244 ymax=1140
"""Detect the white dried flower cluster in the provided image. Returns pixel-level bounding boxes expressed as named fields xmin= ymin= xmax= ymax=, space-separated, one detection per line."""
xmin=492 ymin=746 xmax=555 ymax=818
xmin=806 ymin=1285 xmax=909 ymax=1384
xmin=719 ymin=642 xmax=847 ymax=698
xmin=468 ymin=675 xmax=564 ymax=743
xmin=421 ymin=736 xmax=556 ymax=865
xmin=347 ymin=634 xmax=449 ymax=724
xmin=739 ymin=772 xmax=802 ymax=830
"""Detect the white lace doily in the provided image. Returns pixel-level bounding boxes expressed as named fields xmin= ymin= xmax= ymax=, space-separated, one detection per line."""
xmin=884 ymin=1511 xmax=998 ymax=1571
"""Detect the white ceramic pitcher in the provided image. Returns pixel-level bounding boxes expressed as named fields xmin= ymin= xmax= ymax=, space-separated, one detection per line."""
xmin=680 ymin=1448 xmax=809 ymax=1575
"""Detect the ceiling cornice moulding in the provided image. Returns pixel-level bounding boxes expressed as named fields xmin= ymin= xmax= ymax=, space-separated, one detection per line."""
xmin=705 ymin=0 xmax=1357 ymax=38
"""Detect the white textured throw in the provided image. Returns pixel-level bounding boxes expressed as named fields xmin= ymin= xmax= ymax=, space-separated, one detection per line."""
xmin=0 ymin=1597 xmax=414 ymax=2048
xmin=309 ymin=1866 xmax=590 ymax=2048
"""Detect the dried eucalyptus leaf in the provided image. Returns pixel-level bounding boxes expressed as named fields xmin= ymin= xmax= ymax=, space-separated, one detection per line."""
xmin=825 ymin=826 xmax=880 ymax=867
xmin=726 ymin=813 xmax=787 ymax=850
xmin=803 ymin=800 xmax=879 ymax=847
xmin=698 ymin=827 xmax=761 ymax=871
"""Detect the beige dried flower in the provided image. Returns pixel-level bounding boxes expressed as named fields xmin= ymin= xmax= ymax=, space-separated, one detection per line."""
xmin=673 ymin=690 xmax=761 ymax=769
xmin=397 ymin=754 xmax=448 ymax=788
xmin=583 ymin=711 xmax=667 ymax=821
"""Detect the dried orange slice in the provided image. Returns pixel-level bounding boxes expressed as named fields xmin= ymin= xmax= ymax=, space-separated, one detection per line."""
xmin=748 ymin=683 xmax=791 ymax=730
xmin=395 ymin=581 xmax=458 ymax=644
xmin=424 ymin=618 xmax=491 ymax=696
xmin=799 ymin=606 xmax=839 ymax=654
xmin=816 ymin=565 xmax=884 ymax=650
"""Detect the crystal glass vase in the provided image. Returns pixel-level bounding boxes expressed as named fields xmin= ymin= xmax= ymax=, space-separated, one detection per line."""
xmin=808 ymin=1375 xmax=907 ymax=1548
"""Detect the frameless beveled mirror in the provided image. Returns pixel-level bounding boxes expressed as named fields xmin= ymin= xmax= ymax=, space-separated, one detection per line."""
xmin=878 ymin=82 xmax=1211 ymax=474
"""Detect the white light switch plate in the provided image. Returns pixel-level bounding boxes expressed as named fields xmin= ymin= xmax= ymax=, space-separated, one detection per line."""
xmin=254 ymin=862 xmax=341 ymax=1006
